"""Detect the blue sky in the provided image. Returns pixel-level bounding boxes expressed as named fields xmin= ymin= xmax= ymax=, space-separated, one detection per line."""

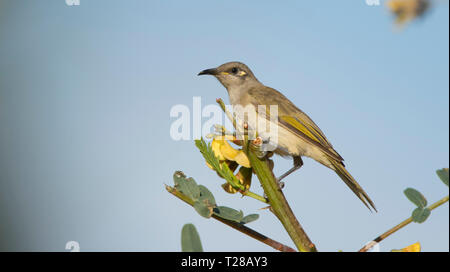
xmin=0 ymin=0 xmax=448 ymax=251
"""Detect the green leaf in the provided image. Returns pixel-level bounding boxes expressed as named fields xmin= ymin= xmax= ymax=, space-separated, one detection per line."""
xmin=240 ymin=214 xmax=259 ymax=224
xmin=195 ymin=139 xmax=221 ymax=171
xmin=213 ymin=206 xmax=244 ymax=222
xmin=173 ymin=171 xmax=186 ymax=186
xmin=181 ymin=224 xmax=203 ymax=252
xmin=184 ymin=177 xmax=201 ymax=200
xmin=436 ymin=168 xmax=449 ymax=187
xmin=198 ymin=185 xmax=216 ymax=206
xmin=404 ymin=188 xmax=427 ymax=208
xmin=193 ymin=200 xmax=213 ymax=219
xmin=173 ymin=172 xmax=200 ymax=200
xmin=412 ymin=207 xmax=431 ymax=223
xmin=195 ymin=138 xmax=243 ymax=190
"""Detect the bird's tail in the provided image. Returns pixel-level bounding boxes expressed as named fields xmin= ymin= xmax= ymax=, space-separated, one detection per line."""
xmin=328 ymin=158 xmax=377 ymax=212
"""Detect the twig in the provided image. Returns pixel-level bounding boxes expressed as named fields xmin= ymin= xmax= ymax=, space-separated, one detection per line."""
xmin=359 ymin=195 xmax=449 ymax=252
xmin=165 ymin=184 xmax=297 ymax=252
xmin=216 ymin=98 xmax=236 ymax=129
xmin=241 ymin=190 xmax=269 ymax=203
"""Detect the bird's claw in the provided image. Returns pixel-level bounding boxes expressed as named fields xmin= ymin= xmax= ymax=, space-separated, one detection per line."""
xmin=276 ymin=178 xmax=285 ymax=189
xmin=250 ymin=137 xmax=268 ymax=158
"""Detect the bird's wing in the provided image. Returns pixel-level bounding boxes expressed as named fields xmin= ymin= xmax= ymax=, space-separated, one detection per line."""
xmin=246 ymin=86 xmax=344 ymax=162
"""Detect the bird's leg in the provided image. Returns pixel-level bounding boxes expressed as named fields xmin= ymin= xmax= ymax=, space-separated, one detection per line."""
xmin=277 ymin=156 xmax=303 ymax=189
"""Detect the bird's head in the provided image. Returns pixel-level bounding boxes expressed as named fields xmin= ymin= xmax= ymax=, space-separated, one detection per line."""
xmin=198 ymin=61 xmax=258 ymax=89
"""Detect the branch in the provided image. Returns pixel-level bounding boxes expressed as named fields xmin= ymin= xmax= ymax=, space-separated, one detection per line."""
xmin=165 ymin=184 xmax=296 ymax=252
xmin=216 ymin=98 xmax=317 ymax=252
xmin=245 ymin=146 xmax=317 ymax=252
xmin=359 ymin=195 xmax=449 ymax=252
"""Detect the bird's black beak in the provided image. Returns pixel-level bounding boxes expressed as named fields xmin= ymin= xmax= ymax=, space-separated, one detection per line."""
xmin=198 ymin=68 xmax=218 ymax=76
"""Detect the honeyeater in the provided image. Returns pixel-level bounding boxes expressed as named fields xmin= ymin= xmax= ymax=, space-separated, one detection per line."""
xmin=198 ymin=61 xmax=376 ymax=211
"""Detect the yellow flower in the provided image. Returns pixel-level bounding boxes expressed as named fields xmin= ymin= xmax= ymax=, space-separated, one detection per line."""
xmin=211 ymin=138 xmax=226 ymax=161
xmin=206 ymin=137 xmax=253 ymax=193
xmin=210 ymin=138 xmax=250 ymax=168
xmin=392 ymin=242 xmax=421 ymax=252
xmin=386 ymin=0 xmax=430 ymax=26
xmin=220 ymin=140 xmax=240 ymax=161
xmin=222 ymin=166 xmax=252 ymax=194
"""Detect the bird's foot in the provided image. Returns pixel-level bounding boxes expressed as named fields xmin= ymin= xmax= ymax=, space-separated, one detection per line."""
xmin=274 ymin=156 xmax=303 ymax=189
xmin=250 ymin=137 xmax=267 ymax=158
xmin=276 ymin=179 xmax=285 ymax=189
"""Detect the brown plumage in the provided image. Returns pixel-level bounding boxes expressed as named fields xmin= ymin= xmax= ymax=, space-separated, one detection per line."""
xmin=199 ymin=61 xmax=377 ymax=211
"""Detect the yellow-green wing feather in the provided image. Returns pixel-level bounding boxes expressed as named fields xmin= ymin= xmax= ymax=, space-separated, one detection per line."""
xmin=247 ymin=86 xmax=343 ymax=161
xmin=328 ymin=157 xmax=377 ymax=211
xmin=279 ymin=115 xmax=343 ymax=162
xmin=246 ymin=85 xmax=376 ymax=211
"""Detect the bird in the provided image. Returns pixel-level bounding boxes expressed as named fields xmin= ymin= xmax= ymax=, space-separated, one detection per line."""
xmin=198 ymin=61 xmax=376 ymax=211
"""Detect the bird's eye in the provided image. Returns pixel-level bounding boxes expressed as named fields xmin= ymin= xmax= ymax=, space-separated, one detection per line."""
xmin=231 ymin=67 xmax=238 ymax=74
